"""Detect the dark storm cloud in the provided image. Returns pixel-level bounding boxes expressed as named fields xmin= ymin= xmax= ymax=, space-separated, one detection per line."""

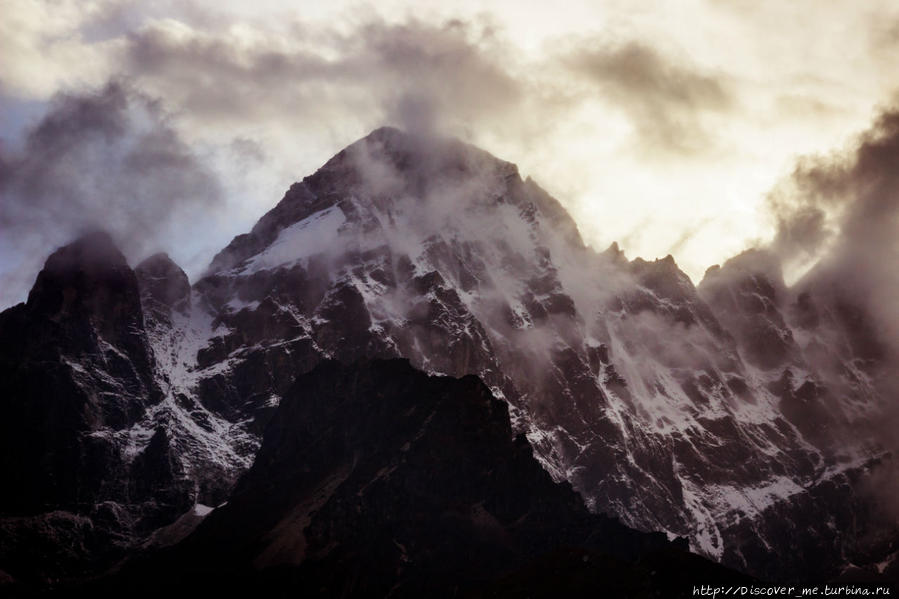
xmin=833 ymin=110 xmax=899 ymax=240
xmin=123 ymin=17 xmax=525 ymax=137
xmin=0 ymin=80 xmax=222 ymax=307
xmin=767 ymin=148 xmax=852 ymax=262
xmin=564 ymin=41 xmax=733 ymax=155
xmin=769 ymin=108 xmax=899 ymax=280
xmin=801 ymin=109 xmax=899 ymax=351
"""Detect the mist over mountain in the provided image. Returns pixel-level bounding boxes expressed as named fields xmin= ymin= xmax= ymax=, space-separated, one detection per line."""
xmin=0 ymin=82 xmax=226 ymax=310
xmin=0 ymin=126 xmax=896 ymax=595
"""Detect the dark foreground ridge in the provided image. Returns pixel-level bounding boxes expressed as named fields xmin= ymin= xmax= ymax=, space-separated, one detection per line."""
xmin=84 ymin=359 xmax=742 ymax=598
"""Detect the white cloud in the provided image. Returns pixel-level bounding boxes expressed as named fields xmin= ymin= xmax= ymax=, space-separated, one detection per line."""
xmin=1 ymin=0 xmax=898 ymax=304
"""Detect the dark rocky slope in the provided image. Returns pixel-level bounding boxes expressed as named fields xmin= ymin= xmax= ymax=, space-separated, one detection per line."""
xmin=93 ymin=359 xmax=742 ymax=598
xmin=0 ymin=233 xmax=193 ymax=587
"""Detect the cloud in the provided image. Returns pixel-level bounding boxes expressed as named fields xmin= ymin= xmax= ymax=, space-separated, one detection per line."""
xmin=0 ymin=0 xmax=118 ymax=98
xmin=766 ymin=151 xmax=851 ymax=266
xmin=562 ymin=40 xmax=733 ymax=155
xmin=767 ymin=106 xmax=899 ymax=355
xmin=121 ymin=16 xmax=526 ymax=138
xmin=0 ymin=80 xmax=222 ymax=307
xmin=814 ymin=109 xmax=899 ymax=354
xmin=3 ymin=1 xmax=897 ymax=302
xmin=0 ymin=13 xmax=559 ymax=310
xmin=666 ymin=217 xmax=714 ymax=256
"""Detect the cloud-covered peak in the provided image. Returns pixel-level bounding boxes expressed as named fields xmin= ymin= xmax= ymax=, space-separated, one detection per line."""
xmin=206 ymin=126 xmax=579 ymax=276
xmin=307 ymin=125 xmax=519 ymax=197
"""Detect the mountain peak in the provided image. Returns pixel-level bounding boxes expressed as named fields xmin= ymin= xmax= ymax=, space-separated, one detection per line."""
xmin=629 ymin=253 xmax=683 ymax=277
xmin=699 ymin=247 xmax=784 ymax=290
xmin=207 ymin=127 xmax=582 ymax=274
xmin=362 ymin=124 xmax=405 ymax=142
xmin=303 ymin=125 xmax=520 ymax=201
xmin=135 ymin=252 xmax=191 ymax=318
xmin=39 ymin=230 xmax=125 ymax=272
xmin=26 ymin=230 xmax=134 ymax=315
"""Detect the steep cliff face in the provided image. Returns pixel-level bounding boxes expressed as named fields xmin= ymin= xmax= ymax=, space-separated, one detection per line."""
xmin=0 ymin=232 xmax=161 ymax=511
xmin=0 ymin=128 xmax=894 ymax=590
xmin=0 ymin=233 xmax=193 ymax=586
xmin=135 ymin=252 xmax=191 ymax=324
xmin=696 ymin=250 xmax=897 ymax=580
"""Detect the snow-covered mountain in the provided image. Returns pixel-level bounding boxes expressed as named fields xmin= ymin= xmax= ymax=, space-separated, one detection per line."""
xmin=1 ymin=127 xmax=895 ymax=590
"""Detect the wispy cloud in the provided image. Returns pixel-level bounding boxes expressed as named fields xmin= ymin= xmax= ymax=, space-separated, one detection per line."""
xmin=562 ymin=40 xmax=733 ymax=156
xmin=0 ymin=81 xmax=222 ymax=307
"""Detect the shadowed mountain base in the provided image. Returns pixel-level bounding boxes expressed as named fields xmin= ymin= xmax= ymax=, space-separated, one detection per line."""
xmin=83 ymin=359 xmax=744 ymax=598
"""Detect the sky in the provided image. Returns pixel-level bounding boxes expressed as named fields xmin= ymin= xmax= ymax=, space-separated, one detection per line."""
xmin=2 ymin=0 xmax=899 ymax=309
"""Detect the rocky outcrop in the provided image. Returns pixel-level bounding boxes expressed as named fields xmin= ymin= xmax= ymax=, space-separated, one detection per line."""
xmin=135 ymin=253 xmax=191 ymax=325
